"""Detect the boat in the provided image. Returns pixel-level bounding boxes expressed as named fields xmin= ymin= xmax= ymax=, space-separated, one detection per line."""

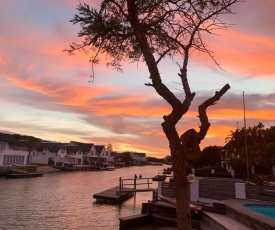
xmin=159 ymin=195 xmax=201 ymax=213
xmin=163 ymin=167 xmax=173 ymax=174
xmin=90 ymin=165 xmax=104 ymax=171
xmin=106 ymin=165 xmax=115 ymax=171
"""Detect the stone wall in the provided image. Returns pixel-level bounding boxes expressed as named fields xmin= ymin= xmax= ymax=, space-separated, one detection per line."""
xmin=199 ymin=178 xmax=237 ymax=200
xmin=161 ymin=177 xmax=275 ymax=202
xmin=246 ymin=184 xmax=275 ymax=202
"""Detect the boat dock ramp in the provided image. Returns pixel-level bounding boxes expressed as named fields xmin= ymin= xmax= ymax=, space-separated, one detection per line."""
xmin=93 ymin=177 xmax=157 ymax=204
xmin=4 ymin=165 xmax=44 ymax=178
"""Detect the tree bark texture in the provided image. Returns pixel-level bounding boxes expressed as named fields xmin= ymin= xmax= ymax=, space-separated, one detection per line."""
xmin=164 ymin=119 xmax=192 ymax=230
xmin=174 ymin=149 xmax=191 ymax=230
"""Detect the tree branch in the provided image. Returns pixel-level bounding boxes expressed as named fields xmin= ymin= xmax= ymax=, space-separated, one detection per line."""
xmin=198 ymin=83 xmax=230 ymax=140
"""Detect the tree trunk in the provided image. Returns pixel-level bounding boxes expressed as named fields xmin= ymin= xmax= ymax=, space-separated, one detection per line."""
xmin=174 ymin=149 xmax=192 ymax=230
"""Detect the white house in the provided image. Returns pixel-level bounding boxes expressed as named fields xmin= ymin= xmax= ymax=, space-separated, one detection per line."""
xmin=0 ymin=133 xmax=28 ymax=166
xmin=43 ymin=141 xmax=110 ymax=166
xmin=90 ymin=145 xmax=108 ymax=164
xmin=130 ymin=152 xmax=147 ymax=163
xmin=47 ymin=142 xmax=84 ymax=166
xmin=69 ymin=141 xmax=95 ymax=165
xmin=0 ymin=134 xmax=113 ymax=167
xmin=67 ymin=142 xmax=109 ymax=165
xmin=32 ymin=142 xmax=62 ymax=165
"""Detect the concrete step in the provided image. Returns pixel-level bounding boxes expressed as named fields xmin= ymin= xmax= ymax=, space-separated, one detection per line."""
xmin=201 ymin=211 xmax=250 ymax=230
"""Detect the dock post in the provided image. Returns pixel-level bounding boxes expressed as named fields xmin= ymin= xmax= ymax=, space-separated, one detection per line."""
xmin=119 ymin=177 xmax=122 ymax=196
xmin=134 ymin=178 xmax=136 ymax=190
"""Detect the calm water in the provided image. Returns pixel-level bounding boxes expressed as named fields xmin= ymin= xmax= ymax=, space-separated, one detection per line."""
xmin=0 ymin=165 xmax=165 ymax=230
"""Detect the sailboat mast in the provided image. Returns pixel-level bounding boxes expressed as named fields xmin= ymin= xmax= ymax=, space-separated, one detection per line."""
xmin=243 ymin=91 xmax=249 ymax=182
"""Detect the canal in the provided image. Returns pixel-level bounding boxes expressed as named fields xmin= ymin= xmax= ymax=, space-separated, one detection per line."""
xmin=0 ymin=165 xmax=166 ymax=230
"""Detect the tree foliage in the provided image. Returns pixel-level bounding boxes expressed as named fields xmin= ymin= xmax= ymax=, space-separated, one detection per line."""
xmin=191 ymin=145 xmax=222 ymax=168
xmin=120 ymin=151 xmax=134 ymax=165
xmin=226 ymin=123 xmax=275 ymax=175
xmin=147 ymin=156 xmax=165 ymax=162
xmin=106 ymin=143 xmax=113 ymax=152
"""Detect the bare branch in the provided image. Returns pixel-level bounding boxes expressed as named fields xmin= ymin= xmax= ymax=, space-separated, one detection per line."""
xmin=198 ymin=83 xmax=231 ymax=140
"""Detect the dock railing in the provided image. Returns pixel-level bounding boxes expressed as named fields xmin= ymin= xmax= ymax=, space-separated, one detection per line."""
xmin=118 ymin=177 xmax=153 ymax=195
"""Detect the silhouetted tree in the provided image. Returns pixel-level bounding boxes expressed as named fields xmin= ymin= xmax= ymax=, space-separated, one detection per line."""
xmin=191 ymin=145 xmax=222 ymax=168
xmin=106 ymin=143 xmax=113 ymax=152
xmin=147 ymin=156 xmax=164 ymax=163
xmin=66 ymin=1 xmax=240 ymax=228
xmin=265 ymin=126 xmax=275 ymax=143
xmin=226 ymin=123 xmax=275 ymax=176
xmin=120 ymin=152 xmax=134 ymax=165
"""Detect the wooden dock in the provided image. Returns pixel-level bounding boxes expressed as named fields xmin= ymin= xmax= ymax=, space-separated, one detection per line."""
xmin=93 ymin=186 xmax=134 ymax=203
xmin=93 ymin=177 xmax=157 ymax=204
xmin=6 ymin=172 xmax=44 ymax=178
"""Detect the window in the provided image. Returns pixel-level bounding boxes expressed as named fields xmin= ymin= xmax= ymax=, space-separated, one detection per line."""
xmin=3 ymin=155 xmax=24 ymax=165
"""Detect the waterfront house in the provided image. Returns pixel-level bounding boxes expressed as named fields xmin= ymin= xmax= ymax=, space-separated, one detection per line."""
xmin=33 ymin=142 xmax=62 ymax=165
xmin=44 ymin=142 xmax=111 ymax=167
xmin=63 ymin=144 xmax=83 ymax=165
xmin=130 ymin=152 xmax=147 ymax=165
xmin=0 ymin=133 xmax=113 ymax=167
xmin=91 ymin=145 xmax=108 ymax=164
xmin=49 ymin=142 xmax=84 ymax=166
xmin=69 ymin=141 xmax=95 ymax=165
xmin=0 ymin=133 xmax=28 ymax=166
xmin=65 ymin=142 xmax=110 ymax=166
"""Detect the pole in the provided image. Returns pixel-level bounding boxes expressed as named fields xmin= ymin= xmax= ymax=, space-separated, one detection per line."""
xmin=119 ymin=177 xmax=122 ymax=195
xmin=243 ymin=91 xmax=249 ymax=183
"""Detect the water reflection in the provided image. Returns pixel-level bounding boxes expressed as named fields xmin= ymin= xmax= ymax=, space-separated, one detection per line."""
xmin=0 ymin=165 xmax=165 ymax=230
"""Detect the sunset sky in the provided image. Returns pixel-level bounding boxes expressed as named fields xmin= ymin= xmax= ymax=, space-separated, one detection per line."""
xmin=0 ymin=0 xmax=274 ymax=158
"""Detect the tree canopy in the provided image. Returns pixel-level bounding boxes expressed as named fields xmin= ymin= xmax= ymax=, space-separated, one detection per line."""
xmin=226 ymin=123 xmax=275 ymax=175
xmin=191 ymin=145 xmax=222 ymax=168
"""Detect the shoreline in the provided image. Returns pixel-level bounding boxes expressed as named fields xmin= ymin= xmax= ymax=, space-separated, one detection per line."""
xmin=35 ymin=165 xmax=62 ymax=173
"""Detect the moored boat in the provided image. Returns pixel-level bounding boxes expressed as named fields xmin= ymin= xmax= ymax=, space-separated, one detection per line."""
xmin=159 ymin=194 xmax=201 ymax=213
xmin=90 ymin=165 xmax=104 ymax=171
xmin=106 ymin=165 xmax=115 ymax=171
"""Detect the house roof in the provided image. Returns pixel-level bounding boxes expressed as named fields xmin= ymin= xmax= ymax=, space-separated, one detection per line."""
xmin=64 ymin=145 xmax=82 ymax=155
xmin=36 ymin=142 xmax=65 ymax=153
xmin=70 ymin=141 xmax=94 ymax=153
xmin=95 ymin=145 xmax=105 ymax=153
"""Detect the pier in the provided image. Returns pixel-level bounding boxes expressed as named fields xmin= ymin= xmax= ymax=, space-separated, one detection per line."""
xmin=6 ymin=172 xmax=44 ymax=178
xmin=93 ymin=177 xmax=157 ymax=204
xmin=4 ymin=165 xmax=44 ymax=178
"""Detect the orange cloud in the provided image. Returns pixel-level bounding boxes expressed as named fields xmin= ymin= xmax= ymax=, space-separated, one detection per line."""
xmin=197 ymin=29 xmax=275 ymax=77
